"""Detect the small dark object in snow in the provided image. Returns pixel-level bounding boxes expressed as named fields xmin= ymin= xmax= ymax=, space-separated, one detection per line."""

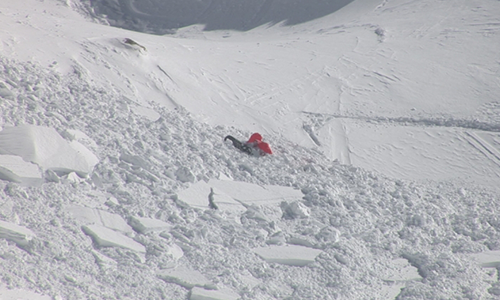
xmin=123 ymin=38 xmax=147 ymax=51
xmin=208 ymin=188 xmax=218 ymax=210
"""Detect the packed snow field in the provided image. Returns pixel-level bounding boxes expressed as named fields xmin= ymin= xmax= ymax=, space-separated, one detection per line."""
xmin=1 ymin=0 xmax=500 ymax=299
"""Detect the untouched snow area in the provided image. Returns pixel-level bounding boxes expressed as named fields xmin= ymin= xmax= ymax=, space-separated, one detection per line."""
xmin=0 ymin=0 xmax=500 ymax=299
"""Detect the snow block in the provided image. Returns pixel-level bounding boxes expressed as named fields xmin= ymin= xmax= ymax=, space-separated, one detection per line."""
xmin=280 ymin=201 xmax=310 ymax=219
xmin=157 ymin=265 xmax=213 ymax=289
xmin=253 ymin=245 xmax=323 ymax=266
xmin=82 ymin=224 xmax=146 ymax=253
xmin=190 ymin=287 xmax=240 ymax=300
xmin=129 ymin=216 xmax=171 ymax=234
xmin=0 ymin=155 xmax=43 ymax=186
xmin=176 ymin=180 xmax=245 ymax=213
xmin=208 ymin=179 xmax=303 ymax=206
xmin=65 ymin=205 xmax=133 ymax=233
xmin=470 ymin=250 xmax=500 ymax=268
xmin=0 ymin=125 xmax=99 ymax=176
xmin=380 ymin=258 xmax=422 ymax=282
xmin=0 ymin=220 xmax=35 ymax=247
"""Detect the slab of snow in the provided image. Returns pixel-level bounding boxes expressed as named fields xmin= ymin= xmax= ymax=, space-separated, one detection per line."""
xmin=0 ymin=125 xmax=99 ymax=177
xmin=129 ymin=216 xmax=171 ymax=234
xmin=65 ymin=205 xmax=133 ymax=233
xmin=190 ymin=286 xmax=240 ymax=300
xmin=82 ymin=224 xmax=146 ymax=253
xmin=176 ymin=180 xmax=245 ymax=213
xmin=0 ymin=155 xmax=42 ymax=186
xmin=0 ymin=220 xmax=35 ymax=247
xmin=470 ymin=251 xmax=500 ymax=268
xmin=157 ymin=265 xmax=213 ymax=289
xmin=253 ymin=244 xmax=323 ymax=266
xmin=380 ymin=258 xmax=422 ymax=282
xmin=0 ymin=288 xmax=51 ymax=300
xmin=208 ymin=179 xmax=303 ymax=206
xmin=376 ymin=283 xmax=406 ymax=300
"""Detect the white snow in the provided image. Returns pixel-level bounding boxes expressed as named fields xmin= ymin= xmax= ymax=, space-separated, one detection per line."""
xmin=0 ymin=0 xmax=499 ymax=299
xmin=470 ymin=251 xmax=500 ymax=268
xmin=129 ymin=216 xmax=171 ymax=234
xmin=207 ymin=179 xmax=303 ymax=206
xmin=381 ymin=258 xmax=422 ymax=282
xmin=82 ymin=224 xmax=146 ymax=253
xmin=0 ymin=288 xmax=51 ymax=300
xmin=65 ymin=204 xmax=134 ymax=233
xmin=0 ymin=155 xmax=42 ymax=186
xmin=176 ymin=180 xmax=245 ymax=213
xmin=190 ymin=286 xmax=240 ymax=300
xmin=157 ymin=265 xmax=214 ymax=289
xmin=253 ymin=244 xmax=323 ymax=266
xmin=0 ymin=125 xmax=98 ymax=177
xmin=0 ymin=220 xmax=35 ymax=247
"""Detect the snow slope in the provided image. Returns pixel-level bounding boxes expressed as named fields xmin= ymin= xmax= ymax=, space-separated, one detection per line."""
xmin=1 ymin=0 xmax=500 ymax=299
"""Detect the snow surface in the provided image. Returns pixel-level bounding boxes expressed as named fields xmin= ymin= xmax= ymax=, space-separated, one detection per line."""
xmin=0 ymin=0 xmax=500 ymax=299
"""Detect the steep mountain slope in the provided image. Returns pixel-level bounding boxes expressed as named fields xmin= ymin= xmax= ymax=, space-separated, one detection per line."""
xmin=1 ymin=0 xmax=500 ymax=299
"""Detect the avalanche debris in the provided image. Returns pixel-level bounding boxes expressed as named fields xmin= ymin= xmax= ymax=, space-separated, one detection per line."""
xmin=253 ymin=244 xmax=323 ymax=266
xmin=0 ymin=125 xmax=98 ymax=177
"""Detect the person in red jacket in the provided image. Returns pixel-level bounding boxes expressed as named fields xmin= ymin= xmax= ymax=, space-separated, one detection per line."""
xmin=224 ymin=133 xmax=273 ymax=156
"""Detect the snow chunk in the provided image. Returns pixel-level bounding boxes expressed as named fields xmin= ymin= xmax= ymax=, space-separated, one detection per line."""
xmin=280 ymin=201 xmax=310 ymax=219
xmin=253 ymin=245 xmax=323 ymax=266
xmin=65 ymin=205 xmax=133 ymax=233
xmin=470 ymin=250 xmax=500 ymax=268
xmin=176 ymin=180 xmax=245 ymax=213
xmin=0 ymin=288 xmax=51 ymax=300
xmin=157 ymin=265 xmax=213 ymax=289
xmin=0 ymin=155 xmax=42 ymax=186
xmin=0 ymin=125 xmax=99 ymax=176
xmin=82 ymin=224 xmax=145 ymax=253
xmin=129 ymin=216 xmax=171 ymax=234
xmin=0 ymin=220 xmax=35 ymax=247
xmin=190 ymin=287 xmax=240 ymax=300
xmin=381 ymin=258 xmax=422 ymax=282
xmin=208 ymin=179 xmax=303 ymax=206
xmin=176 ymin=167 xmax=196 ymax=183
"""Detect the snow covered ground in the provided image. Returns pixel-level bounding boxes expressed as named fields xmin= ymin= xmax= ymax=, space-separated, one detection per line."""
xmin=0 ymin=0 xmax=500 ymax=299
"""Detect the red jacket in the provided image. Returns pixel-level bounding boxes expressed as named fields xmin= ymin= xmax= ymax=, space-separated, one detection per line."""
xmin=247 ymin=133 xmax=273 ymax=155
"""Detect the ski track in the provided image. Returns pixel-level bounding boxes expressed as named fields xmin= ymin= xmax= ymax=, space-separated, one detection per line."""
xmin=302 ymin=111 xmax=500 ymax=133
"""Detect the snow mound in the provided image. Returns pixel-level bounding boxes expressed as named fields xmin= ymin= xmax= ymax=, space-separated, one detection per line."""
xmin=0 ymin=155 xmax=42 ymax=186
xmin=253 ymin=244 xmax=323 ymax=266
xmin=0 ymin=125 xmax=99 ymax=177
